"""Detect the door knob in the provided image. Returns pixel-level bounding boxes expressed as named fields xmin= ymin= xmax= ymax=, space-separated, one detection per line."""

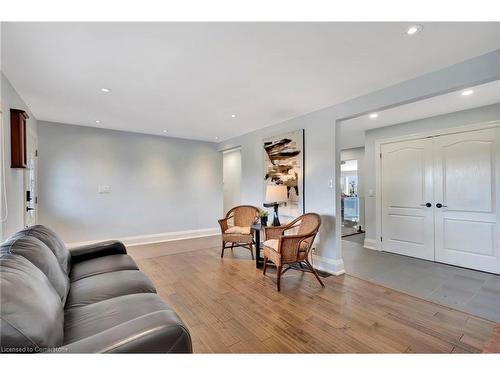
xmin=420 ymin=203 xmax=432 ymax=208
xmin=436 ymin=203 xmax=447 ymax=208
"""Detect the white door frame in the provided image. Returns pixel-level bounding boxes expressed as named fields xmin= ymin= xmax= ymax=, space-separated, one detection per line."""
xmin=23 ymin=126 xmax=38 ymax=227
xmin=0 ymin=102 xmax=3 ymax=240
xmin=375 ymin=120 xmax=500 ymax=252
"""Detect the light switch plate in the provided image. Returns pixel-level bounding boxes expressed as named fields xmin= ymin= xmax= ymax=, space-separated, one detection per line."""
xmin=98 ymin=185 xmax=111 ymax=193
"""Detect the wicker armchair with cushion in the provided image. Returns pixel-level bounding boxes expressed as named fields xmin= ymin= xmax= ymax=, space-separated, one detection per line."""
xmin=263 ymin=213 xmax=324 ymax=291
xmin=218 ymin=205 xmax=260 ymax=260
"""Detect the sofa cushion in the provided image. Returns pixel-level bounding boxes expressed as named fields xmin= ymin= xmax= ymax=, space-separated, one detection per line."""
xmin=66 ymin=270 xmax=156 ymax=309
xmin=225 ymin=226 xmax=251 ymax=235
xmin=16 ymin=225 xmax=71 ymax=274
xmin=69 ymin=254 xmax=139 ymax=282
xmin=63 ymin=293 xmax=176 ymax=344
xmin=0 ymin=254 xmax=64 ymax=351
xmin=0 ymin=235 xmax=70 ymax=305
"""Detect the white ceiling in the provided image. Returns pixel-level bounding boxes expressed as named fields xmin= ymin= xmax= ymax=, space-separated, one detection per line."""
xmin=340 ymin=79 xmax=500 ymax=149
xmin=2 ymin=22 xmax=499 ymax=142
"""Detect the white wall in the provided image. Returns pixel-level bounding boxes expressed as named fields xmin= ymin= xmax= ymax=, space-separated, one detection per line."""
xmin=0 ymin=72 xmax=38 ymax=240
xmin=219 ymin=50 xmax=500 ymax=275
xmin=341 ymin=147 xmax=365 ymax=230
xmin=223 ymin=149 xmax=241 ymax=215
xmin=364 ymin=103 xmax=500 ymax=244
xmin=37 ymin=121 xmax=223 ymax=244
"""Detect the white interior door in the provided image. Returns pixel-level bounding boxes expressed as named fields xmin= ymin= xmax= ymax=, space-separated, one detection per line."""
xmin=223 ymin=149 xmax=242 ymax=215
xmin=433 ymin=128 xmax=500 ymax=273
xmin=381 ymin=138 xmax=435 ymax=260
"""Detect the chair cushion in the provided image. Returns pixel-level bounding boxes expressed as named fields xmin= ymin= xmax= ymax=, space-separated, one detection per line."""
xmin=225 ymin=226 xmax=251 ymax=235
xmin=263 ymin=239 xmax=279 ymax=251
xmin=70 ymin=254 xmax=139 ymax=282
xmin=0 ymin=254 xmax=64 ymax=351
xmin=63 ymin=293 xmax=176 ymax=344
xmin=66 ymin=270 xmax=156 ymax=309
xmin=16 ymin=225 xmax=71 ymax=274
xmin=0 ymin=235 xmax=70 ymax=305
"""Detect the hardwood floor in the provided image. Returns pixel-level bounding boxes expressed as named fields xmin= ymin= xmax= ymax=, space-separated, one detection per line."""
xmin=131 ymin=241 xmax=496 ymax=353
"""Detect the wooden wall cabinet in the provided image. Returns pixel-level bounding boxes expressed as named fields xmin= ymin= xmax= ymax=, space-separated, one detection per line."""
xmin=10 ymin=108 xmax=29 ymax=168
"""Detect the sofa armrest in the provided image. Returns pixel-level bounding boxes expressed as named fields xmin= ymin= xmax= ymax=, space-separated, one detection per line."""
xmin=58 ymin=311 xmax=192 ymax=353
xmin=69 ymin=240 xmax=127 ymax=263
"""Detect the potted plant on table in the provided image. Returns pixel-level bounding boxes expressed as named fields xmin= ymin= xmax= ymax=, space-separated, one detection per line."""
xmin=259 ymin=210 xmax=269 ymax=226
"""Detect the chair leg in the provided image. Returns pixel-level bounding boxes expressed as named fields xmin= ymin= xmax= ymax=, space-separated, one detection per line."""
xmin=249 ymin=242 xmax=254 ymax=260
xmin=305 ymin=260 xmax=325 ymax=287
xmin=263 ymin=256 xmax=268 ymax=275
xmin=276 ymin=265 xmax=282 ymax=292
xmin=221 ymin=241 xmax=226 ymax=258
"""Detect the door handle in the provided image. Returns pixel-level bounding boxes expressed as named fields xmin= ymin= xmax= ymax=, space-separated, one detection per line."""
xmin=26 ymin=207 xmax=35 ymax=212
xmin=436 ymin=203 xmax=447 ymax=208
xmin=420 ymin=203 xmax=432 ymax=208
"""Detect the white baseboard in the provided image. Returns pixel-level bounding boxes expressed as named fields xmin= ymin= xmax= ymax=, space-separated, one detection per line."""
xmin=311 ymin=254 xmax=345 ymax=276
xmin=363 ymin=238 xmax=378 ymax=250
xmin=66 ymin=227 xmax=220 ymax=248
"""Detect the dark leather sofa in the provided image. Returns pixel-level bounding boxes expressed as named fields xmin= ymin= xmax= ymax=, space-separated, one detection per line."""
xmin=0 ymin=225 xmax=192 ymax=353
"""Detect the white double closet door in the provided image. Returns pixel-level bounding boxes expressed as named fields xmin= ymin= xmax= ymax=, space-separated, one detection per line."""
xmin=381 ymin=126 xmax=500 ymax=274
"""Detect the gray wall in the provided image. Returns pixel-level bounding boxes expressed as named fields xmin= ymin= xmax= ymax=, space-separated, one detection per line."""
xmin=37 ymin=121 xmax=223 ymax=243
xmin=0 ymin=72 xmax=38 ymax=240
xmin=363 ymin=103 xmax=500 ymax=243
xmin=219 ymin=50 xmax=500 ymax=274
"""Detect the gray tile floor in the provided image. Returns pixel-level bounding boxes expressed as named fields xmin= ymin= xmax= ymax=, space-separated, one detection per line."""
xmin=342 ymin=240 xmax=500 ymax=322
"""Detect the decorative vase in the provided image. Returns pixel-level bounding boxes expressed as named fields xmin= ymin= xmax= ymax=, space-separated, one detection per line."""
xmin=260 ymin=217 xmax=268 ymax=226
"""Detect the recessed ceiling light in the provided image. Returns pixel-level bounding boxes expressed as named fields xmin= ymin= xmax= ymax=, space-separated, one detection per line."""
xmin=94 ymin=120 xmax=100 ymax=124
xmin=162 ymin=130 xmax=168 ymax=133
xmin=369 ymin=113 xmax=378 ymax=119
xmin=215 ymin=136 xmax=219 ymax=140
xmin=406 ymin=24 xmax=423 ymax=36
xmin=100 ymin=88 xmax=112 ymax=93
xmin=461 ymin=89 xmax=474 ymax=96
xmin=231 ymin=114 xmax=236 ymax=118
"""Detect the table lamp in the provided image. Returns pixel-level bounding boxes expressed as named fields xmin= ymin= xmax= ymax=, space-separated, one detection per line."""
xmin=264 ymin=185 xmax=288 ymax=226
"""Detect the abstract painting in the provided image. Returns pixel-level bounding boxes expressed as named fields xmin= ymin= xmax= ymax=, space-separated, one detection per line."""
xmin=263 ymin=129 xmax=304 ymax=221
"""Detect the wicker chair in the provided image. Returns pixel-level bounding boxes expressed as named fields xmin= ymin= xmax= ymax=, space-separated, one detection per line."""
xmin=218 ymin=205 xmax=260 ymax=260
xmin=263 ymin=213 xmax=324 ymax=291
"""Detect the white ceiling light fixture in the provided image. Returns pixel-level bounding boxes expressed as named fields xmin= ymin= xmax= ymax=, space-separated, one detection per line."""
xmin=461 ymin=89 xmax=474 ymax=96
xmin=162 ymin=130 xmax=168 ymax=133
xmin=369 ymin=113 xmax=378 ymax=119
xmin=231 ymin=114 xmax=236 ymax=118
xmin=406 ymin=24 xmax=423 ymax=36
xmin=215 ymin=136 xmax=219 ymax=140
xmin=100 ymin=88 xmax=112 ymax=93
xmin=94 ymin=120 xmax=100 ymax=123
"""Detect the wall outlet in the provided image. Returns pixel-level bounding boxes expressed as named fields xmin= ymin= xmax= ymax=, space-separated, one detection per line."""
xmin=98 ymin=185 xmax=111 ymax=194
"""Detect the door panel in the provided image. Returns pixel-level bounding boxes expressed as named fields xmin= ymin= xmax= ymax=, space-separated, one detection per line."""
xmin=381 ymin=138 xmax=434 ymax=260
xmin=434 ymin=128 xmax=499 ymax=273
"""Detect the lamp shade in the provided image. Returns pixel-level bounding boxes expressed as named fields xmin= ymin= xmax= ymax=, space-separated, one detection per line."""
xmin=265 ymin=185 xmax=288 ymax=203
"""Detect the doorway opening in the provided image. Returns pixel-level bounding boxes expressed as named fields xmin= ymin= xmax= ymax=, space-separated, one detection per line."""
xmin=336 ymin=79 xmax=500 ymax=322
xmin=222 ymin=148 xmax=242 ymax=215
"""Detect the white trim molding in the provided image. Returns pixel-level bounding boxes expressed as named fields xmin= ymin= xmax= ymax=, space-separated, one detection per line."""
xmin=363 ymin=238 xmax=378 ymax=250
xmin=66 ymin=227 xmax=220 ymax=248
xmin=312 ymin=254 xmax=345 ymax=276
